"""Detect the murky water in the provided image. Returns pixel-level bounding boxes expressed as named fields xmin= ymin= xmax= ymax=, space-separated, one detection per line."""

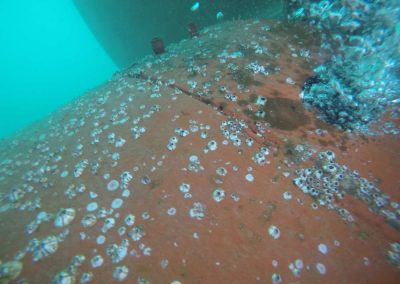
xmin=1 ymin=1 xmax=399 ymax=284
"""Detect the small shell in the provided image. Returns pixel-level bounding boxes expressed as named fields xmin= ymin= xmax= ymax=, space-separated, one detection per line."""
xmin=32 ymin=235 xmax=59 ymax=262
xmin=54 ymin=208 xmax=76 ymax=227
xmin=81 ymin=214 xmax=97 ymax=228
xmin=52 ymin=270 xmax=75 ymax=284
xmin=112 ymin=265 xmax=129 ymax=281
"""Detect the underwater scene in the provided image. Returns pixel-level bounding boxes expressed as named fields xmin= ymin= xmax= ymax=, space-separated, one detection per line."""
xmin=0 ymin=0 xmax=400 ymax=283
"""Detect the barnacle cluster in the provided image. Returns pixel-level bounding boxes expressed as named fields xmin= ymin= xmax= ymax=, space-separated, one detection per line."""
xmin=289 ymin=0 xmax=400 ymax=134
xmin=220 ymin=118 xmax=248 ymax=147
xmin=293 ymin=150 xmax=399 ymax=228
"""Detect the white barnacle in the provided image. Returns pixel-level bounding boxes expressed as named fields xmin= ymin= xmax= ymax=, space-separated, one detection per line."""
xmin=7 ymin=188 xmax=25 ymax=202
xmin=118 ymin=226 xmax=126 ymax=236
xmin=255 ymin=96 xmax=267 ymax=106
xmin=81 ymin=214 xmax=97 ymax=227
xmin=101 ymin=218 xmax=116 ymax=233
xmin=76 ymin=184 xmax=86 ymax=193
xmin=169 ymin=136 xmax=178 ymax=144
xmin=142 ymin=212 xmax=150 ymax=220
xmin=316 ymin=263 xmax=327 ymax=275
xmin=107 ymin=241 xmax=128 ymax=264
xmin=167 ymin=142 xmax=177 ymax=151
xmin=115 ymin=137 xmax=126 ymax=148
xmin=268 ymin=225 xmax=281 ymax=240
xmin=179 ymin=183 xmax=191 ymax=193
xmin=286 ymin=77 xmax=295 ymax=85
xmin=90 ymin=255 xmax=104 ymax=268
xmin=212 ymin=188 xmax=225 ymax=202
xmin=73 ymin=159 xmax=88 ymax=177
xmin=255 ymin=110 xmax=266 ymax=118
xmin=107 ymin=133 xmax=116 ymax=144
xmin=232 ymin=137 xmax=242 ymax=147
xmin=52 ymin=270 xmax=75 ymax=284
xmin=271 ymin=273 xmax=282 ymax=284
xmin=129 ymin=226 xmax=145 ymax=241
xmin=54 ymin=208 xmax=76 ymax=228
xmin=190 ymin=124 xmax=199 ymax=132
xmin=142 ymin=246 xmax=152 ymax=256
xmin=200 ymin=131 xmax=208 ymax=139
xmin=112 ymin=265 xmax=129 ymax=281
xmin=111 ymin=152 xmax=120 ymax=161
xmin=189 ymin=155 xmax=199 ymax=163
xmin=120 ymin=171 xmax=133 ymax=185
xmin=207 ymin=140 xmax=218 ymax=151
xmin=189 ymin=202 xmax=206 ymax=220
xmin=245 ymin=173 xmax=254 ymax=182
xmin=216 ymin=167 xmax=227 ymax=176
xmin=80 ymin=272 xmax=93 ymax=284
xmin=167 ymin=207 xmax=177 ymax=216
xmin=31 ymin=235 xmax=59 ymax=262
xmin=124 ymin=214 xmax=135 ymax=226
xmin=283 ymin=191 xmax=292 ymax=200
xmin=245 ymin=137 xmax=254 ymax=147
xmin=318 ymin=243 xmax=329 ymax=255
xmin=96 ymin=235 xmax=106 ymax=245
xmin=25 ymin=220 xmax=40 ymax=235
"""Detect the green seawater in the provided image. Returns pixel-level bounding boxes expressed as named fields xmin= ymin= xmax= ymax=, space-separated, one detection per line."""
xmin=0 ymin=0 xmax=117 ymax=139
xmin=0 ymin=0 xmax=285 ymax=140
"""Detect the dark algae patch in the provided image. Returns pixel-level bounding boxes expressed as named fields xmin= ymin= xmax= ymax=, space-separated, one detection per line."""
xmin=244 ymin=98 xmax=310 ymax=130
xmin=264 ymin=98 xmax=310 ymax=130
xmin=231 ymin=68 xmax=263 ymax=87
